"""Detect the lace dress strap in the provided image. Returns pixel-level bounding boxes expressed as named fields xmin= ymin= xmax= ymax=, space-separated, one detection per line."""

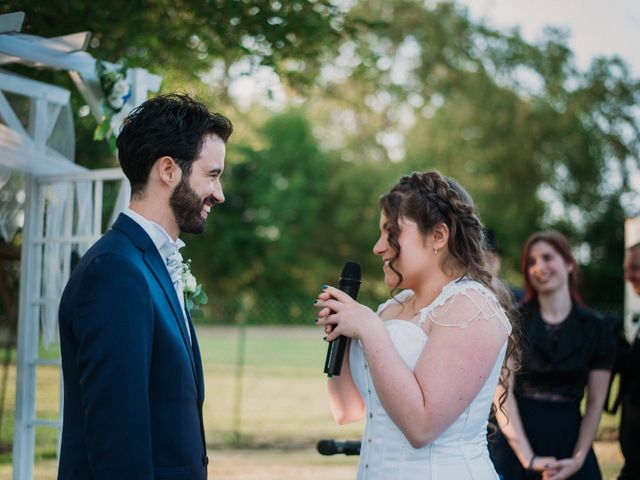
xmin=376 ymin=289 xmax=414 ymax=315
xmin=417 ymin=278 xmax=512 ymax=333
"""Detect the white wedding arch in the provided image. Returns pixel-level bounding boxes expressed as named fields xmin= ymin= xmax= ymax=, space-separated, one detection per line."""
xmin=0 ymin=11 xmax=162 ymax=479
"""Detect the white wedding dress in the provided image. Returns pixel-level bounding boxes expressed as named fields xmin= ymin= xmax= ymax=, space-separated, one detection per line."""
xmin=349 ymin=278 xmax=511 ymax=479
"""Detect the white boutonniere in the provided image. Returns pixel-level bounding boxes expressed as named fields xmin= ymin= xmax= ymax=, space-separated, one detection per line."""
xmin=182 ymin=258 xmax=208 ymax=318
xmin=94 ymin=60 xmax=132 ymax=155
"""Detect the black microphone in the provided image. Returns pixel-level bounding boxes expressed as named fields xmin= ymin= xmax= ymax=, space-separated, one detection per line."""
xmin=316 ymin=439 xmax=361 ymax=456
xmin=323 ymin=261 xmax=361 ymax=377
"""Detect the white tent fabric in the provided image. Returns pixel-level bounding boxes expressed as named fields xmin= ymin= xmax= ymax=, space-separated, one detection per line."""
xmin=37 ymin=180 xmax=95 ymax=347
xmin=0 ymin=112 xmax=86 ymax=250
xmin=0 ymin=123 xmax=85 ymax=176
xmin=41 ymin=182 xmax=69 ymax=347
xmin=0 ymin=33 xmax=96 ymax=73
xmin=75 ymin=181 xmax=94 ymax=254
xmin=0 ymin=167 xmax=24 ymax=240
xmin=47 ymin=99 xmax=76 ymax=162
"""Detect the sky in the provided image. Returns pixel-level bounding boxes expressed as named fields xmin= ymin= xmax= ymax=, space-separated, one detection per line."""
xmin=229 ymin=0 xmax=640 ymax=109
xmin=456 ymin=0 xmax=640 ymax=76
xmin=454 ymin=0 xmax=640 ymax=214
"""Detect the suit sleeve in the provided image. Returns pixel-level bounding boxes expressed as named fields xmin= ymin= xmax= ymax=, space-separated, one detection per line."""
xmin=71 ymin=252 xmax=155 ymax=479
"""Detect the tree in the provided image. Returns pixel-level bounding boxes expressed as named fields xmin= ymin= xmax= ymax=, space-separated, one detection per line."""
xmin=304 ymin=0 xmax=640 ymax=303
xmin=0 ymin=0 xmax=355 ymax=166
xmin=2 ymin=1 xmax=351 ymax=88
xmin=185 ymin=110 xmax=329 ymax=301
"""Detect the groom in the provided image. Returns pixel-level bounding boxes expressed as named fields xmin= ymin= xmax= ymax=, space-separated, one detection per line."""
xmin=57 ymin=94 xmax=232 ymax=480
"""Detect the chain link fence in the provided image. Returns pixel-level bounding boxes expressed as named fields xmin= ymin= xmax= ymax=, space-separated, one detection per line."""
xmin=204 ymin=294 xmax=316 ymax=326
xmin=202 ymin=292 xmax=383 ymax=326
xmin=200 ymin=294 xmax=626 ymax=327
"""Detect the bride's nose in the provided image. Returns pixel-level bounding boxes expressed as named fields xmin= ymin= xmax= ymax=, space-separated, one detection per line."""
xmin=373 ymin=236 xmax=386 ymax=256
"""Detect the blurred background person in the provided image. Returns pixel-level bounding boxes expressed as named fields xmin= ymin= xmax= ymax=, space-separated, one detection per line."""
xmin=484 ymin=228 xmax=523 ymax=304
xmin=617 ymin=218 xmax=640 ymax=480
xmin=490 ymin=230 xmax=614 ymax=480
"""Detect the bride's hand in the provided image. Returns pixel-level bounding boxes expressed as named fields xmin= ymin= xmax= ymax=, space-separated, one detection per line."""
xmin=314 ymin=286 xmax=380 ymax=341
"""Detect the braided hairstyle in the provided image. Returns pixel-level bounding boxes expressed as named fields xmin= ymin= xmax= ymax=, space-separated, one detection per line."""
xmin=380 ymin=171 xmax=488 ymax=287
xmin=379 ymin=170 xmax=519 ymax=413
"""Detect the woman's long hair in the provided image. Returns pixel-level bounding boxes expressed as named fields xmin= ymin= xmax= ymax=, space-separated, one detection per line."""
xmin=379 ymin=170 xmax=519 ymax=414
xmin=520 ymin=230 xmax=585 ymax=306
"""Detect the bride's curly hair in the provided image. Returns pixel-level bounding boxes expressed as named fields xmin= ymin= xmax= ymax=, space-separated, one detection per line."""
xmin=379 ymin=170 xmax=519 ymax=415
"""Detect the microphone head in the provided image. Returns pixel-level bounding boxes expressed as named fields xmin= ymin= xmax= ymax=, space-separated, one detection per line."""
xmin=340 ymin=261 xmax=361 ymax=282
xmin=316 ymin=439 xmax=337 ymax=455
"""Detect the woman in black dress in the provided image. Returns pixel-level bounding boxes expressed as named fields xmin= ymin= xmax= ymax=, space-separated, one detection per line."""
xmin=490 ymin=230 xmax=614 ymax=480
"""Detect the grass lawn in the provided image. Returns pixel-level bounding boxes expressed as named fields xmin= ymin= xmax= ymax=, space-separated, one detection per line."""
xmin=0 ymin=325 xmax=624 ymax=479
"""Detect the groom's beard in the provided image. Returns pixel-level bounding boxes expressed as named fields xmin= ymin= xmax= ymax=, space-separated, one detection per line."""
xmin=170 ymin=176 xmax=209 ymax=235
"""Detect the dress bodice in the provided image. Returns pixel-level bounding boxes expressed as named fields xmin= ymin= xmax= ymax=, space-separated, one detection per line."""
xmin=349 ymin=278 xmax=508 ymax=479
xmin=515 ymin=300 xmax=614 ymax=402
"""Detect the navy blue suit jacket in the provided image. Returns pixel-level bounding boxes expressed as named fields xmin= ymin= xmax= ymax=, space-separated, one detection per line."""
xmin=57 ymin=214 xmax=207 ymax=480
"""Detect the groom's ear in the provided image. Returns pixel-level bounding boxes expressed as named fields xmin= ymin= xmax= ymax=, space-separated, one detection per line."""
xmin=155 ymin=156 xmax=181 ymax=187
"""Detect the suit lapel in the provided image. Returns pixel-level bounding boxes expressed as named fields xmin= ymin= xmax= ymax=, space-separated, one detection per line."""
xmin=186 ymin=308 xmax=205 ymax=404
xmin=112 ymin=214 xmax=198 ymax=381
xmin=186 ymin=307 xmax=208 ymax=457
xmin=144 ymin=250 xmax=197 ymax=373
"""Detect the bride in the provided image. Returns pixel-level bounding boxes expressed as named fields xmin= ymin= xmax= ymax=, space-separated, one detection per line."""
xmin=315 ymin=171 xmax=517 ymax=479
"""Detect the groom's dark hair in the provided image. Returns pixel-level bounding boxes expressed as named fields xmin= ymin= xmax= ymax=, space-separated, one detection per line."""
xmin=116 ymin=93 xmax=233 ymax=197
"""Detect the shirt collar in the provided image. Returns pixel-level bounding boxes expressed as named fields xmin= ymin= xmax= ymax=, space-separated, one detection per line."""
xmin=122 ymin=207 xmax=185 ymax=261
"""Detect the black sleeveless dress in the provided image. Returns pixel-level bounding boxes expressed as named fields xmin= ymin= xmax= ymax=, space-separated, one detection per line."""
xmin=489 ymin=301 xmax=614 ymax=480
